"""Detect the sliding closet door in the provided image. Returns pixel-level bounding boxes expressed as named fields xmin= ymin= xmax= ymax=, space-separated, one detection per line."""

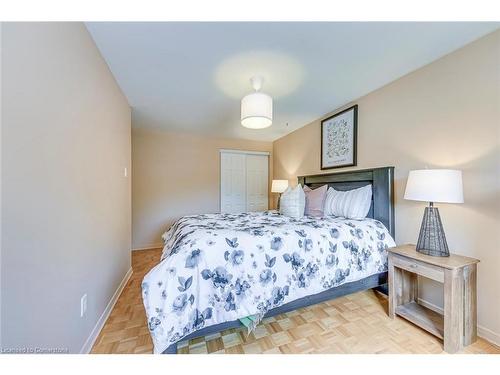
xmin=220 ymin=151 xmax=269 ymax=213
xmin=246 ymin=154 xmax=269 ymax=212
xmin=220 ymin=152 xmax=247 ymax=213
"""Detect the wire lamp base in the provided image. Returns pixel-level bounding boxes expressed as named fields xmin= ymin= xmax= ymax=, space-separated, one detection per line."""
xmin=416 ymin=204 xmax=450 ymax=257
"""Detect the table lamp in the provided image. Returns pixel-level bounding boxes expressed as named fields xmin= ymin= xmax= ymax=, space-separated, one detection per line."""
xmin=271 ymin=179 xmax=289 ymax=210
xmin=404 ymin=169 xmax=463 ymax=257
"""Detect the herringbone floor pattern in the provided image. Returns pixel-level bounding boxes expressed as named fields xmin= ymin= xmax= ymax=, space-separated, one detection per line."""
xmin=91 ymin=249 xmax=499 ymax=354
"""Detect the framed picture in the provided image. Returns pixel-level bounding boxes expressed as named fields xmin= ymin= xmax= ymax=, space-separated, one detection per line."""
xmin=321 ymin=105 xmax=358 ymax=169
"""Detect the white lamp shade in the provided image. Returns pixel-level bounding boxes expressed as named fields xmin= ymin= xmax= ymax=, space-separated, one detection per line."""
xmin=241 ymin=92 xmax=273 ymax=129
xmin=271 ymin=179 xmax=289 ymax=193
xmin=404 ymin=169 xmax=464 ymax=204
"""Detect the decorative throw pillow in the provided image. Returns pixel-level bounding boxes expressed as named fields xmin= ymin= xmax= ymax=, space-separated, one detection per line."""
xmin=324 ymin=185 xmax=372 ymax=219
xmin=303 ymin=184 xmax=328 ymax=217
xmin=324 ymin=187 xmax=335 ymax=216
xmin=279 ymin=185 xmax=305 ymax=218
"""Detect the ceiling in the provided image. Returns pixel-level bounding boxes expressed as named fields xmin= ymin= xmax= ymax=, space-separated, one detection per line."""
xmin=86 ymin=22 xmax=498 ymax=141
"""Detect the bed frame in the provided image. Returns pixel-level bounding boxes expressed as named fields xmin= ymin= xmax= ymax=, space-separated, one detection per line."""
xmin=163 ymin=166 xmax=395 ymax=353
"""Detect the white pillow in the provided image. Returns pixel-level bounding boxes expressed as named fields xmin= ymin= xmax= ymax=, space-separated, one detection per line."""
xmin=279 ymin=184 xmax=305 ymax=218
xmin=324 ymin=185 xmax=372 ymax=219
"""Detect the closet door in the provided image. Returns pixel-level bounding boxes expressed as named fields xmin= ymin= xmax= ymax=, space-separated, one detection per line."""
xmin=246 ymin=154 xmax=269 ymax=212
xmin=220 ymin=152 xmax=246 ymax=213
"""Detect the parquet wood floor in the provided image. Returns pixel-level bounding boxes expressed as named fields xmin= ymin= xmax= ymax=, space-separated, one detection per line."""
xmin=91 ymin=248 xmax=499 ymax=354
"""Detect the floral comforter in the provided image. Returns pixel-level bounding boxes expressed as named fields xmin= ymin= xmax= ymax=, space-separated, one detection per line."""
xmin=142 ymin=211 xmax=396 ymax=353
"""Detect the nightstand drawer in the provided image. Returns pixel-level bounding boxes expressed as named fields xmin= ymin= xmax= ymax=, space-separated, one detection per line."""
xmin=389 ymin=253 xmax=444 ymax=283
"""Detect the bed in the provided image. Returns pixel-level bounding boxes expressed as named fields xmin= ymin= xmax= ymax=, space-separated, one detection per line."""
xmin=142 ymin=166 xmax=395 ymax=354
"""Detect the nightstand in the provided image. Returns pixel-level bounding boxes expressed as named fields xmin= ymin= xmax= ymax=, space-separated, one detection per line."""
xmin=388 ymin=244 xmax=479 ymax=353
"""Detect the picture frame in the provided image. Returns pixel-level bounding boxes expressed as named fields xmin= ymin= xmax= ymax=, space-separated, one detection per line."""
xmin=321 ymin=104 xmax=358 ymax=169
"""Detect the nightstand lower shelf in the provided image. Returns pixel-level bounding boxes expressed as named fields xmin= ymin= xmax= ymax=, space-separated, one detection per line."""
xmin=395 ymin=301 xmax=444 ymax=339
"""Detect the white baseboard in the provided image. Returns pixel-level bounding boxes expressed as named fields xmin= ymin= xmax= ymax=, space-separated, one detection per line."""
xmin=418 ymin=297 xmax=500 ymax=347
xmin=80 ymin=267 xmax=133 ymax=354
xmin=477 ymin=325 xmax=500 ymax=347
xmin=132 ymin=244 xmax=163 ymax=251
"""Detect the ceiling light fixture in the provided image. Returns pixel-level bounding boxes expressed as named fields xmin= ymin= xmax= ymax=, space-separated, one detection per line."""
xmin=241 ymin=76 xmax=273 ymax=129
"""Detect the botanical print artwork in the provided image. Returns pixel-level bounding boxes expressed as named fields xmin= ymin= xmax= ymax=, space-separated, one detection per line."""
xmin=141 ymin=210 xmax=395 ymax=353
xmin=322 ymin=105 xmax=357 ymax=169
xmin=326 ymin=118 xmax=350 ymax=159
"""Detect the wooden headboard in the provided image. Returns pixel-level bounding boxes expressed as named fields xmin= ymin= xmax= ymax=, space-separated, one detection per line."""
xmin=298 ymin=166 xmax=395 ymax=238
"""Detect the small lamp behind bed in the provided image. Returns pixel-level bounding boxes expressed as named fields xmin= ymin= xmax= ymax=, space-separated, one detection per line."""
xmin=271 ymin=179 xmax=289 ymax=211
xmin=404 ymin=169 xmax=464 ymax=257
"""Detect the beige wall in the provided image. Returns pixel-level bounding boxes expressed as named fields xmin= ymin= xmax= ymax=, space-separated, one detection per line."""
xmin=273 ymin=30 xmax=500 ymax=343
xmin=1 ymin=23 xmax=131 ymax=353
xmin=132 ymin=128 xmax=273 ymax=249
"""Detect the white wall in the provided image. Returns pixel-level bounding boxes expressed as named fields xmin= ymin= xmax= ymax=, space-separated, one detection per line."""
xmin=1 ymin=23 xmax=131 ymax=353
xmin=273 ymin=30 xmax=500 ymax=344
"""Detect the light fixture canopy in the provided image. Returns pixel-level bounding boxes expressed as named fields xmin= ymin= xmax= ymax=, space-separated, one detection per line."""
xmin=241 ymin=76 xmax=273 ymax=129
